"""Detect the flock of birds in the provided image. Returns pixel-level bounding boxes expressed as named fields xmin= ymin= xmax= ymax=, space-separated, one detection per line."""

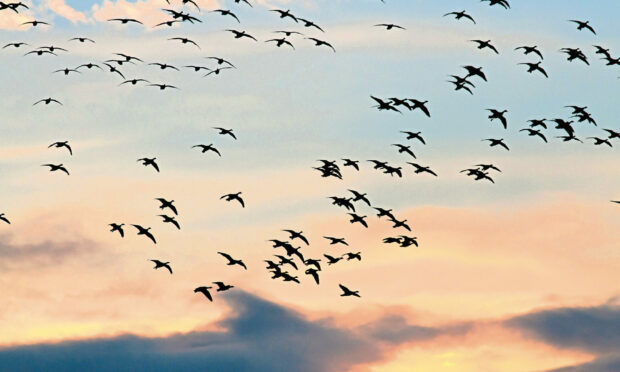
xmin=1 ymin=0 xmax=618 ymax=303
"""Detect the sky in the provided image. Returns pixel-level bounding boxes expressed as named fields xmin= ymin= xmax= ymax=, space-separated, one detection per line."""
xmin=0 ymin=0 xmax=619 ymax=371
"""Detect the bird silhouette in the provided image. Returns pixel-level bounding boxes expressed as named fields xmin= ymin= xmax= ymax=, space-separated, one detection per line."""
xmin=3 ymin=42 xmax=29 ymax=49
xmin=137 ymin=158 xmax=159 ymax=172
xmin=218 ymin=252 xmax=247 ymax=270
xmin=168 ymin=37 xmax=200 ymax=49
xmin=33 ymin=98 xmax=62 ymax=106
xmin=109 ymin=223 xmax=124 ymax=237
xmin=213 ymin=127 xmax=237 ymax=139
xmin=69 ymin=37 xmax=95 ymax=43
xmin=305 ymin=37 xmax=335 ymax=52
xmin=407 ymin=162 xmax=438 ymax=176
xmin=371 ymin=96 xmax=401 ymax=113
xmin=339 ymin=284 xmax=361 ymax=297
xmin=148 ymin=84 xmax=178 ymax=91
xmin=483 ymin=138 xmax=510 ymax=151
xmin=374 ymin=207 xmax=395 ymax=219
xmin=275 ymin=255 xmax=297 ymax=270
xmin=22 ymin=20 xmax=50 ymax=27
xmin=108 ymin=18 xmax=142 ymax=25
xmin=390 ymin=217 xmax=411 ymax=231
xmin=265 ymin=38 xmax=295 ymax=49
xmin=342 ymin=158 xmax=360 ymax=170
xmin=150 ymin=259 xmax=172 ymax=274
xmin=48 ymin=141 xmax=72 ymax=155
xmin=211 ymin=9 xmax=240 ymax=23
xmin=194 ymin=286 xmax=213 ymax=301
xmin=0 ymin=213 xmax=10 ymax=225
xmin=213 ymin=281 xmax=234 ymax=291
xmin=374 ymin=23 xmax=406 ymax=30
xmin=520 ymin=128 xmax=548 ymax=143
xmin=487 ymin=109 xmax=508 ymax=129
xmin=132 ymin=225 xmax=156 ymax=244
xmin=270 ymin=9 xmax=298 ymax=22
xmin=587 ymin=137 xmax=613 ymax=147
xmin=470 ymin=39 xmax=499 ymax=54
xmin=569 ymin=20 xmax=596 ymax=34
xmin=481 ymin=0 xmax=510 ymax=9
xmin=400 ymin=131 xmax=426 ymax=144
xmin=323 ymin=236 xmax=348 ymax=246
xmin=462 ymin=65 xmax=487 ymax=81
xmin=348 ymin=213 xmax=368 ymax=228
xmin=283 ymin=230 xmax=309 ymax=245
xmin=120 ymin=78 xmax=150 ymax=86
xmin=342 ymin=252 xmax=362 ymax=261
xmin=392 ymin=144 xmax=416 ymax=158
xmin=192 ymin=144 xmax=221 ymax=156
xmin=324 ymin=254 xmax=343 ymax=265
xmin=347 ymin=189 xmax=371 ymax=206
xmin=519 ymin=62 xmax=548 ymax=77
xmin=204 ymin=67 xmax=233 ymax=77
xmin=42 ymin=164 xmax=69 ymax=175
xmin=515 ymin=45 xmax=543 ymax=59
xmin=221 ymin=192 xmax=245 ymax=207
xmin=226 ymin=29 xmax=257 ymax=41
xmin=298 ymin=18 xmax=324 ymax=32
xmin=443 ymin=10 xmax=476 ymax=24
xmin=159 ymin=215 xmax=180 ymax=230
xmin=205 ymin=57 xmax=235 ymax=68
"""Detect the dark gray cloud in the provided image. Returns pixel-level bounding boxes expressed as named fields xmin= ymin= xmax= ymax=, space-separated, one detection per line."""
xmin=548 ymin=355 xmax=620 ymax=372
xmin=0 ymin=292 xmax=457 ymax=372
xmin=507 ymin=305 xmax=620 ymax=354
xmin=0 ymin=234 xmax=90 ymax=270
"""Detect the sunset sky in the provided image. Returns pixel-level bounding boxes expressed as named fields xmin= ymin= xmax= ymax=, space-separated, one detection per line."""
xmin=0 ymin=0 xmax=619 ymax=371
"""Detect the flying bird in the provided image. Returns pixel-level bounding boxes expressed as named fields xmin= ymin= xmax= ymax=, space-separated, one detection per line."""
xmin=211 ymin=9 xmax=240 ymax=23
xmin=156 ymin=198 xmax=178 ymax=215
xmin=305 ymin=37 xmax=335 ymax=52
xmin=265 ymin=38 xmax=295 ymax=49
xmin=48 ymin=141 xmax=72 ymax=155
xmin=298 ymin=18 xmax=324 ymax=32
xmin=194 ymin=286 xmax=213 ymax=301
xmin=348 ymin=213 xmax=368 ymax=228
xmin=520 ymin=128 xmax=548 ymax=143
xmin=487 ymin=109 xmax=508 ymax=129
xmin=283 ymin=229 xmax=309 ymax=245
xmin=149 ymin=259 xmax=172 ymax=274
xmin=515 ymin=45 xmax=543 ymax=59
xmin=192 ymin=144 xmax=221 ymax=156
xmin=21 ymin=20 xmax=50 ymax=27
xmin=213 ymin=127 xmax=236 ymax=139
xmin=137 ymin=158 xmax=160 ymax=172
xmin=470 ymin=39 xmax=499 ymax=54
xmin=218 ymin=252 xmax=247 ymax=270
xmin=270 ymin=9 xmax=298 ymax=22
xmin=443 ymin=10 xmax=476 ymax=24
xmin=168 ymin=37 xmax=200 ymax=49
xmin=220 ymin=192 xmax=245 ymax=207
xmin=0 ymin=213 xmax=10 ymax=225
xmin=400 ymin=131 xmax=426 ymax=144
xmin=339 ymin=284 xmax=361 ymax=298
xmin=33 ymin=98 xmax=62 ymax=106
xmin=482 ymin=138 xmax=510 ymax=151
xmin=69 ymin=37 xmax=95 ymax=43
xmin=108 ymin=18 xmax=142 ymax=25
xmin=132 ymin=224 xmax=157 ymax=244
xmin=569 ymin=20 xmax=596 ymax=34
xmin=42 ymin=164 xmax=69 ymax=175
xmin=407 ymin=162 xmax=438 ymax=176
xmin=481 ymin=0 xmax=511 ymax=9
xmin=323 ymin=236 xmax=348 ymax=246
xmin=519 ymin=62 xmax=548 ymax=77
xmin=213 ymin=281 xmax=234 ymax=291
xmin=374 ymin=23 xmax=406 ymax=30
xmin=109 ymin=223 xmax=124 ymax=237
xmin=226 ymin=29 xmax=257 ymax=41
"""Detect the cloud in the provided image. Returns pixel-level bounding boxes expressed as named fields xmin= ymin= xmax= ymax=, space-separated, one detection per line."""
xmin=507 ymin=304 xmax=620 ymax=372
xmin=547 ymin=355 xmax=620 ymax=372
xmin=507 ymin=304 xmax=620 ymax=354
xmin=0 ymin=291 xmax=460 ymax=372
xmin=0 ymin=234 xmax=92 ymax=271
xmin=46 ymin=0 xmax=88 ymax=23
